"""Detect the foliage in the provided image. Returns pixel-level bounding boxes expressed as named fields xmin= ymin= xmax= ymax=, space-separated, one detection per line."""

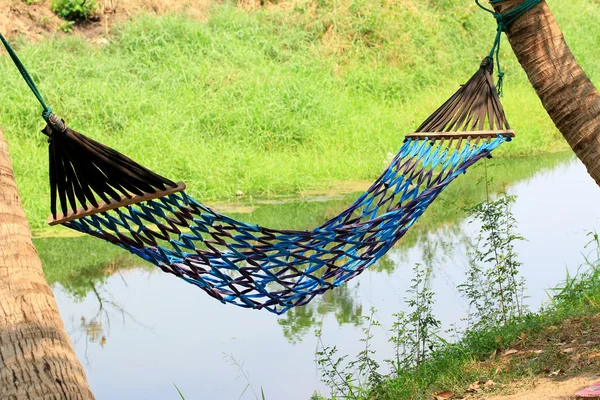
xmin=550 ymin=231 xmax=600 ymax=309
xmin=51 ymin=0 xmax=99 ymax=21
xmin=224 ymin=353 xmax=267 ymax=400
xmin=387 ymin=266 xmax=441 ymax=374
xmin=58 ymin=20 xmax=76 ymax=33
xmin=315 ymin=308 xmax=381 ymax=399
xmin=2 ymin=1 xmax=597 ymax=228
xmin=316 ymin=265 xmax=441 ymax=399
xmin=459 ymin=194 xmax=527 ymax=328
xmin=316 ymin=233 xmax=600 ymax=399
xmin=21 ymin=0 xmax=41 ymax=5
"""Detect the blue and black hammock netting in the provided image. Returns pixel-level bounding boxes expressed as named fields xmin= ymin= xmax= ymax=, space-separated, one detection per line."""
xmin=40 ymin=57 xmax=514 ymax=314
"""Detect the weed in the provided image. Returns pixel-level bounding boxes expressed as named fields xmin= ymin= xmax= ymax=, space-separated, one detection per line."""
xmin=386 ymin=266 xmax=441 ymax=375
xmin=174 ymin=384 xmax=185 ymax=399
xmin=316 ymin=229 xmax=600 ymax=399
xmin=58 ymin=20 xmax=76 ymax=33
xmin=224 ymin=353 xmax=267 ymax=400
xmin=550 ymin=231 xmax=600 ymax=310
xmin=459 ymin=194 xmax=527 ymax=328
xmin=316 ymin=265 xmax=440 ymax=399
xmin=51 ymin=0 xmax=100 ymax=21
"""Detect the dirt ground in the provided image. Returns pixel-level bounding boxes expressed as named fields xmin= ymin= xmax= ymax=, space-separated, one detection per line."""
xmin=482 ymin=375 xmax=600 ymax=399
xmin=0 ymin=0 xmax=212 ymax=41
xmin=468 ymin=313 xmax=600 ymax=400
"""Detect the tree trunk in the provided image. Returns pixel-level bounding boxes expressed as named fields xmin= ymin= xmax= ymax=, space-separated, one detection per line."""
xmin=0 ymin=128 xmax=94 ymax=399
xmin=491 ymin=0 xmax=600 ymax=185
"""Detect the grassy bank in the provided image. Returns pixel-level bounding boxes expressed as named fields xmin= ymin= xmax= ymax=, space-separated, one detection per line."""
xmin=312 ymin=231 xmax=600 ymax=399
xmin=0 ymin=0 xmax=598 ymax=228
xmin=372 ymin=264 xmax=600 ymax=400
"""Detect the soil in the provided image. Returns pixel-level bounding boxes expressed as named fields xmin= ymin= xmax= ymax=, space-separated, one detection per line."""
xmin=0 ymin=0 xmax=212 ymax=42
xmin=466 ymin=313 xmax=600 ymax=400
xmin=0 ymin=0 xmax=63 ymax=41
xmin=483 ymin=376 xmax=600 ymax=400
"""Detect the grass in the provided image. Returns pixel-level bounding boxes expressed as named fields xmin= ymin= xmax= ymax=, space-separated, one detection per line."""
xmin=0 ymin=0 xmax=598 ymax=229
xmin=375 ymin=236 xmax=600 ymax=400
xmin=313 ymin=234 xmax=600 ymax=400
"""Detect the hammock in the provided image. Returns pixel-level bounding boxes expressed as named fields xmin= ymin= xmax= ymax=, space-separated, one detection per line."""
xmin=1 ymin=31 xmax=513 ymax=313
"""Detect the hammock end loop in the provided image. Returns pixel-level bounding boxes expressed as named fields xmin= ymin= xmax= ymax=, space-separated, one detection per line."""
xmin=480 ymin=56 xmax=494 ymax=73
xmin=46 ymin=113 xmax=67 ymax=133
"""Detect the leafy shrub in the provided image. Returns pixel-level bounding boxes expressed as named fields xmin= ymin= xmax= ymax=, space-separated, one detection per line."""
xmin=58 ymin=20 xmax=75 ymax=33
xmin=51 ymin=0 xmax=100 ymax=21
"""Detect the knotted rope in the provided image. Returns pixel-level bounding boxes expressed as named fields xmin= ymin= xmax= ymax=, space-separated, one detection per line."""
xmin=476 ymin=0 xmax=543 ymax=95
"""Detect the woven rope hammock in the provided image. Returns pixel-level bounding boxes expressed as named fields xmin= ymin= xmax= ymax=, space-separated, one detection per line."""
xmin=1 ymin=30 xmax=520 ymax=313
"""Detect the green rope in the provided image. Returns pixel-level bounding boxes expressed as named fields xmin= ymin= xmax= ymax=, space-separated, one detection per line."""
xmin=0 ymin=33 xmax=52 ymax=120
xmin=476 ymin=0 xmax=543 ymax=96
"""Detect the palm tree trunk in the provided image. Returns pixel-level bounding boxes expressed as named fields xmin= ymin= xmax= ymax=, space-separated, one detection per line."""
xmin=491 ymin=0 xmax=600 ymax=185
xmin=0 ymin=128 xmax=94 ymax=399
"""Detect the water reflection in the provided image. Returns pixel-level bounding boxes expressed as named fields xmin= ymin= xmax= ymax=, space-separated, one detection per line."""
xmin=33 ymin=152 xmax=599 ymax=400
xmin=37 ymin=153 xmax=569 ymax=311
xmin=279 ymin=283 xmax=364 ymax=344
xmin=37 ymin=153 xmax=570 ymax=331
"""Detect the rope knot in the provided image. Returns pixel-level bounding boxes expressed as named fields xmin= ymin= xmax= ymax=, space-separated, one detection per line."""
xmin=47 ymin=113 xmax=68 ymax=134
xmin=480 ymin=56 xmax=494 ymax=73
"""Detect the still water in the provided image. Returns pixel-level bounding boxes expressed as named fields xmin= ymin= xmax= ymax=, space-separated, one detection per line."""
xmin=34 ymin=152 xmax=600 ymax=400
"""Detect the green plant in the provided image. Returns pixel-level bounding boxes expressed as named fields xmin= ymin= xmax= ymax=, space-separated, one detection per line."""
xmin=0 ymin=4 xmax=589 ymax=230
xmin=21 ymin=0 xmax=41 ymax=5
xmin=551 ymin=231 xmax=600 ymax=308
xmin=39 ymin=16 xmax=53 ymax=28
xmin=174 ymin=384 xmax=185 ymax=399
xmin=58 ymin=20 xmax=75 ymax=33
xmin=316 ymin=266 xmax=441 ymax=398
xmin=51 ymin=0 xmax=100 ymax=21
xmin=459 ymin=194 xmax=527 ymax=328
xmin=315 ymin=308 xmax=382 ymax=399
xmin=387 ymin=265 xmax=441 ymax=374
xmin=348 ymin=308 xmax=384 ymax=391
xmin=223 ymin=353 xmax=267 ymax=400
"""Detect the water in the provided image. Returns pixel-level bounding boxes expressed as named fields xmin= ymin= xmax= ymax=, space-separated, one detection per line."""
xmin=34 ymin=152 xmax=600 ymax=400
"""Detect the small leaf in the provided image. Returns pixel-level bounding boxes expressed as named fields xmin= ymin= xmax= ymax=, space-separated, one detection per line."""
xmin=587 ymin=352 xmax=600 ymax=359
xmin=483 ymin=380 xmax=495 ymax=389
xmin=548 ymin=368 xmax=564 ymax=377
xmin=434 ymin=391 xmax=454 ymax=400
xmin=468 ymin=381 xmax=481 ymax=392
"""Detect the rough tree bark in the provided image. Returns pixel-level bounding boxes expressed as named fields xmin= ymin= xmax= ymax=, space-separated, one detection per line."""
xmin=490 ymin=0 xmax=600 ymax=185
xmin=0 ymin=127 xmax=94 ymax=399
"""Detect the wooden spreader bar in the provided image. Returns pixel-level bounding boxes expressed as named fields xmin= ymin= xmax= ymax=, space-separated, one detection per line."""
xmin=48 ymin=182 xmax=186 ymax=226
xmin=405 ymin=130 xmax=515 ymax=140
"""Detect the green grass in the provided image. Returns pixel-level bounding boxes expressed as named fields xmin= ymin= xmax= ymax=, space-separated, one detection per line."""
xmin=0 ymin=0 xmax=598 ymax=228
xmin=314 ymin=233 xmax=600 ymax=400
